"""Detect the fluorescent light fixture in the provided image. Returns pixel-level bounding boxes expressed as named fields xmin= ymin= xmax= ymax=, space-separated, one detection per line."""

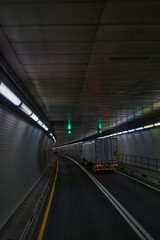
xmin=42 ymin=124 xmax=48 ymax=131
xmin=135 ymin=127 xmax=144 ymax=131
xmin=112 ymin=133 xmax=117 ymax=136
xmin=38 ymin=120 xmax=43 ymax=126
xmin=109 ymin=134 xmax=114 ymax=137
xmin=20 ymin=103 xmax=32 ymax=116
xmin=52 ymin=136 xmax=56 ymax=143
xmin=144 ymin=124 xmax=154 ymax=129
xmin=154 ymin=122 xmax=160 ymax=127
xmin=122 ymin=130 xmax=128 ymax=134
xmin=117 ymin=132 xmax=122 ymax=135
xmin=84 ymin=141 xmax=95 ymax=145
xmin=98 ymin=135 xmax=110 ymax=139
xmin=128 ymin=129 xmax=135 ymax=133
xmin=44 ymin=126 xmax=48 ymax=131
xmin=0 ymin=82 xmax=21 ymax=106
xmin=30 ymin=113 xmax=39 ymax=122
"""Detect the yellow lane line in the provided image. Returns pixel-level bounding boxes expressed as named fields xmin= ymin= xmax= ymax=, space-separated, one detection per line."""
xmin=37 ymin=157 xmax=59 ymax=240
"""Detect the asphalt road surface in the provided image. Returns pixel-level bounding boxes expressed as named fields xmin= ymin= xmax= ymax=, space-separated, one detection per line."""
xmin=41 ymin=155 xmax=160 ymax=240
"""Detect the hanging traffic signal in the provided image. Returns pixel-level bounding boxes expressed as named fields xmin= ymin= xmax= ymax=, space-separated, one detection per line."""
xmin=68 ymin=122 xmax=71 ymax=130
xmin=98 ymin=117 xmax=102 ymax=134
xmin=67 ymin=112 xmax=72 ymax=134
xmin=98 ymin=129 xmax=102 ymax=134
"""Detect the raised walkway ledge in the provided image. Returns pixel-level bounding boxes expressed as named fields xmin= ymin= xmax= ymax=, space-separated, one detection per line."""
xmin=0 ymin=155 xmax=57 ymax=240
xmin=118 ymin=162 xmax=160 ymax=189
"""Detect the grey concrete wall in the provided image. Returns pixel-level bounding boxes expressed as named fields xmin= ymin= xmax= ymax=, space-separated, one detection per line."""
xmin=0 ymin=104 xmax=53 ymax=230
xmin=117 ymin=127 xmax=160 ymax=159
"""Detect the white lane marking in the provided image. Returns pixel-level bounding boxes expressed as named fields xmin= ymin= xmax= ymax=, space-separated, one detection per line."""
xmin=116 ymin=170 xmax=160 ymax=193
xmin=61 ymin=155 xmax=155 ymax=240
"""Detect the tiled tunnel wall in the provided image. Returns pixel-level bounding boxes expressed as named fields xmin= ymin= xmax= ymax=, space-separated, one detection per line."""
xmin=0 ymin=103 xmax=53 ymax=230
xmin=117 ymin=127 xmax=160 ymax=159
xmin=117 ymin=127 xmax=160 ymax=171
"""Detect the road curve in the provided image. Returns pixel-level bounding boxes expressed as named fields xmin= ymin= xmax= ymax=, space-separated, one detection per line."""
xmin=41 ymin=155 xmax=152 ymax=240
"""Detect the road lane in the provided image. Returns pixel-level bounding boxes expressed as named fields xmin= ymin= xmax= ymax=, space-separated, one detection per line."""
xmin=42 ymin=155 xmax=140 ymax=240
xmin=86 ymin=162 xmax=160 ymax=240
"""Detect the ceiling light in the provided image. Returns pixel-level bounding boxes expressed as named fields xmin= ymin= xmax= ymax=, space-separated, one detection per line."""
xmin=154 ymin=122 xmax=160 ymax=127
xmin=30 ymin=113 xmax=39 ymax=122
xmin=38 ymin=120 xmax=43 ymax=126
xmin=135 ymin=127 xmax=144 ymax=131
xmin=97 ymin=136 xmax=108 ymax=139
xmin=144 ymin=124 xmax=154 ymax=129
xmin=117 ymin=132 xmax=122 ymax=135
xmin=0 ymin=82 xmax=21 ymax=106
xmin=109 ymin=134 xmax=114 ymax=137
xmin=128 ymin=129 xmax=135 ymax=132
xmin=20 ymin=103 xmax=32 ymax=116
xmin=42 ymin=124 xmax=48 ymax=131
xmin=52 ymin=136 xmax=56 ymax=143
xmin=122 ymin=130 xmax=128 ymax=134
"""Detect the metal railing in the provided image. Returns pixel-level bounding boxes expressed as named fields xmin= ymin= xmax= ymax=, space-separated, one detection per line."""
xmin=118 ymin=154 xmax=160 ymax=172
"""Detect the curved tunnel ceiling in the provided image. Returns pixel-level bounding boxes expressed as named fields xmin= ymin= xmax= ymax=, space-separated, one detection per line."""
xmin=0 ymin=0 xmax=160 ymax=145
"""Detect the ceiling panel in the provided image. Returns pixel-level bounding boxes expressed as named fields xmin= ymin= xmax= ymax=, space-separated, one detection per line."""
xmin=0 ymin=1 xmax=160 ymax=145
xmin=101 ymin=2 xmax=160 ymax=24
xmin=18 ymin=55 xmax=89 ymax=65
xmin=28 ymin=72 xmax=86 ymax=80
xmin=0 ymin=3 xmax=103 ymax=25
xmin=87 ymin=63 xmax=156 ymax=72
xmin=89 ymin=54 xmax=160 ymax=64
xmin=12 ymin=42 xmax=93 ymax=54
xmin=0 ymin=0 xmax=102 ymax=3
xmin=95 ymin=25 xmax=160 ymax=41
xmin=23 ymin=64 xmax=87 ymax=72
xmin=3 ymin=26 xmax=96 ymax=42
xmin=92 ymin=41 xmax=160 ymax=54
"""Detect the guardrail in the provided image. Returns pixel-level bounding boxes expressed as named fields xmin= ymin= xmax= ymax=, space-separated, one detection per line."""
xmin=118 ymin=154 xmax=160 ymax=172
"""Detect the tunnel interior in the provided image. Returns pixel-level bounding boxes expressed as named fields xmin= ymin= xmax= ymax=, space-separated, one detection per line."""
xmin=0 ymin=1 xmax=160 ymax=239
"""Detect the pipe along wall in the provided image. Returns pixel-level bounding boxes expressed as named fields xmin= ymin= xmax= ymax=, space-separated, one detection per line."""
xmin=0 ymin=103 xmax=53 ymax=230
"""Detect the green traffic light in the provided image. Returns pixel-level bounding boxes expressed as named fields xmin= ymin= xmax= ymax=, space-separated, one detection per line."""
xmin=68 ymin=122 xmax=71 ymax=130
xmin=68 ymin=130 xmax=71 ymax=134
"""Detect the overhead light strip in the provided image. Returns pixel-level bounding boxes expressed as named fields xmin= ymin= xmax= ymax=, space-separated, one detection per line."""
xmin=30 ymin=113 xmax=39 ymax=122
xmin=97 ymin=121 xmax=160 ymax=139
xmin=20 ymin=103 xmax=32 ymax=116
xmin=144 ymin=124 xmax=154 ymax=129
xmin=0 ymin=81 xmax=56 ymax=143
xmin=0 ymin=82 xmax=21 ymax=106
